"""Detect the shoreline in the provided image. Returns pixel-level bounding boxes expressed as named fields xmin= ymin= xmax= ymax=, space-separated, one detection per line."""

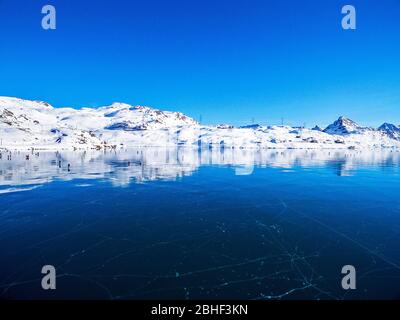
xmin=1 ymin=144 xmax=400 ymax=153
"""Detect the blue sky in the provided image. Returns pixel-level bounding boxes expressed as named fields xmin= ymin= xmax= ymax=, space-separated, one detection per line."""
xmin=0 ymin=0 xmax=399 ymax=127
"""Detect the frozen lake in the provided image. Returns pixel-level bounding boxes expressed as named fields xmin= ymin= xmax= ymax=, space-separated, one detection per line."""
xmin=1 ymin=147 xmax=400 ymax=299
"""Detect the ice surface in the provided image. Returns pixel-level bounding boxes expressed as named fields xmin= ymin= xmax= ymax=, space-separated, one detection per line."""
xmin=1 ymin=148 xmax=400 ymax=299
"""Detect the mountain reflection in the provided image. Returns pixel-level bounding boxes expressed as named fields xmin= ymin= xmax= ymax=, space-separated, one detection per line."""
xmin=1 ymin=148 xmax=400 ymax=191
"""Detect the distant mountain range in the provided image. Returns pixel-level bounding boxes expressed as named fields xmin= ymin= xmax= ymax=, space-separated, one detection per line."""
xmin=1 ymin=96 xmax=400 ymax=150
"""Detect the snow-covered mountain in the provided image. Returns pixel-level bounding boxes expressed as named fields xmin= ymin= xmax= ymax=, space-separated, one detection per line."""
xmin=311 ymin=125 xmax=322 ymax=131
xmin=1 ymin=96 xmax=399 ymax=150
xmin=378 ymin=123 xmax=400 ymax=141
xmin=323 ymin=116 xmax=366 ymax=135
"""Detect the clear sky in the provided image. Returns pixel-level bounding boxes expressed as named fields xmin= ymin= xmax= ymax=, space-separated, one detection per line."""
xmin=0 ymin=0 xmax=399 ymax=127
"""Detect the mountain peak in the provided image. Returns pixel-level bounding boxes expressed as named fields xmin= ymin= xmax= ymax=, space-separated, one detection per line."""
xmin=379 ymin=122 xmax=399 ymax=131
xmin=312 ymin=125 xmax=322 ymax=131
xmin=323 ymin=116 xmax=361 ymax=135
xmin=378 ymin=123 xmax=400 ymax=140
xmin=337 ymin=116 xmax=358 ymax=125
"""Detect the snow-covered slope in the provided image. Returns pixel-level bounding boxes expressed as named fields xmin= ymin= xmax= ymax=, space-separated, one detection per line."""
xmin=1 ymin=96 xmax=399 ymax=150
